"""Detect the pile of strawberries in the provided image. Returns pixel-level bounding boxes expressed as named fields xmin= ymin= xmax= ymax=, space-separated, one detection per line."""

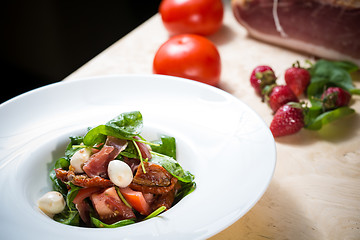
xmin=250 ymin=62 xmax=352 ymax=138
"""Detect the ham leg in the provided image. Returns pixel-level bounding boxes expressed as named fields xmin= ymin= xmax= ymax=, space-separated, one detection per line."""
xmin=232 ymin=0 xmax=360 ymax=65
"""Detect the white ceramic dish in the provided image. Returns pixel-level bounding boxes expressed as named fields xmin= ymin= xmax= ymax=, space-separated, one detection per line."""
xmin=0 ymin=74 xmax=276 ymax=240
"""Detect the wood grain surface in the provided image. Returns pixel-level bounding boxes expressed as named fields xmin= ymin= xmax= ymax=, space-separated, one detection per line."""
xmin=65 ymin=4 xmax=360 ymax=240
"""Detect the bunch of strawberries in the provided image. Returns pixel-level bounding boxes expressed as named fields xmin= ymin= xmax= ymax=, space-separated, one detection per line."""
xmin=250 ymin=62 xmax=352 ymax=138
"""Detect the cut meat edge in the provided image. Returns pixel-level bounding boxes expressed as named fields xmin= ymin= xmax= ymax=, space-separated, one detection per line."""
xmin=241 ymin=20 xmax=360 ymax=66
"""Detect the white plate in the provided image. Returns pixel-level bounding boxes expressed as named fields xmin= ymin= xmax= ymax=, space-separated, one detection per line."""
xmin=0 ymin=74 xmax=276 ymax=240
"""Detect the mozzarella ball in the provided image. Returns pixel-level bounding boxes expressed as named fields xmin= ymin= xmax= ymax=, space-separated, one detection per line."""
xmin=37 ymin=191 xmax=66 ymax=217
xmin=108 ymin=160 xmax=133 ymax=188
xmin=70 ymin=148 xmax=91 ymax=173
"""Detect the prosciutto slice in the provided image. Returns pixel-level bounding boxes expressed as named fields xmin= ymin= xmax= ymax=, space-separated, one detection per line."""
xmin=83 ymin=136 xmax=128 ymax=178
xmin=232 ymin=0 xmax=360 ymax=65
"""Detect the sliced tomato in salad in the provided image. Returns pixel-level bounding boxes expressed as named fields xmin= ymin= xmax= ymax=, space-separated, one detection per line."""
xmin=119 ymin=187 xmax=151 ymax=216
xmin=91 ymin=187 xmax=135 ymax=224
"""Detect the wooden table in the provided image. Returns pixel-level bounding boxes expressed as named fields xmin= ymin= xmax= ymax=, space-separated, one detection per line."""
xmin=65 ymin=4 xmax=360 ymax=240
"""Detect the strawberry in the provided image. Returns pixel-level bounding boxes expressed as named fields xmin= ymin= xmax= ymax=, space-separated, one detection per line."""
xmin=250 ymin=65 xmax=277 ymax=96
xmin=321 ymin=87 xmax=351 ymax=110
xmin=284 ymin=61 xmax=311 ymax=96
xmin=265 ymin=85 xmax=299 ymax=113
xmin=270 ymin=104 xmax=304 ymax=137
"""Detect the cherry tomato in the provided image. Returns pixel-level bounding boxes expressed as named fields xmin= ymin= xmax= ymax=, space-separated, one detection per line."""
xmin=159 ymin=0 xmax=224 ymax=36
xmin=153 ymin=34 xmax=221 ymax=86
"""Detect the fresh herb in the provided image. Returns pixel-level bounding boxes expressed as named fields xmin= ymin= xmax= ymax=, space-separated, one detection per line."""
xmin=307 ymin=60 xmax=359 ymax=100
xmin=116 ymin=187 xmax=132 ymax=209
xmin=49 ymin=157 xmax=69 ymax=196
xmin=83 ymin=111 xmax=143 ymax=146
xmin=150 ymin=152 xmax=194 ymax=183
xmin=91 ymin=217 xmax=135 ymax=228
xmin=304 ymin=60 xmax=359 ymax=130
xmin=174 ymin=181 xmax=196 ymax=205
xmin=53 ymin=207 xmax=80 ymax=226
xmin=305 ymin=106 xmax=355 ymax=130
xmin=132 ymin=139 xmax=146 ymax=173
xmin=65 ymin=136 xmax=84 ymax=158
xmin=144 ymin=206 xmax=166 ymax=220
xmin=151 ymin=135 xmax=177 ymax=160
xmin=66 ymin=183 xmax=82 ymax=211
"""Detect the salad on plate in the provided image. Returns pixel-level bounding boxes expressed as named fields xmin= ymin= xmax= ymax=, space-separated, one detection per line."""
xmin=37 ymin=111 xmax=196 ymax=228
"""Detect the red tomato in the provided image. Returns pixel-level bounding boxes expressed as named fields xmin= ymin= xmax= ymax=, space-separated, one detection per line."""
xmin=159 ymin=0 xmax=223 ymax=36
xmin=119 ymin=187 xmax=151 ymax=216
xmin=153 ymin=34 xmax=221 ymax=86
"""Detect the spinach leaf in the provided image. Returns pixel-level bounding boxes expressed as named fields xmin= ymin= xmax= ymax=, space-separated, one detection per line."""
xmin=106 ymin=111 xmax=143 ymax=137
xmin=66 ymin=184 xmax=82 ymax=211
xmin=174 ymin=181 xmax=196 ymax=205
xmin=65 ymin=136 xmax=84 ymax=158
xmin=150 ymin=153 xmax=194 ymax=183
xmin=53 ymin=207 xmax=79 ymax=226
xmin=49 ymin=157 xmax=69 ymax=196
xmin=119 ymin=140 xmax=139 ymax=159
xmin=305 ymin=106 xmax=355 ymax=130
xmin=91 ymin=217 xmax=135 ymax=228
xmin=151 ymin=135 xmax=177 ymax=160
xmin=83 ymin=111 xmax=143 ymax=146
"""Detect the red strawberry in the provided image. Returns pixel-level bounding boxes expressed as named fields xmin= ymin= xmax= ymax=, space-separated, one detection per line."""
xmin=250 ymin=65 xmax=277 ymax=96
xmin=321 ymin=87 xmax=351 ymax=110
xmin=284 ymin=62 xmax=311 ymax=96
xmin=266 ymin=85 xmax=299 ymax=113
xmin=270 ymin=104 xmax=304 ymax=137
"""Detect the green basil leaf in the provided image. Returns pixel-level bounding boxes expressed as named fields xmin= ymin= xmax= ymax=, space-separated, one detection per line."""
xmin=333 ymin=60 xmax=359 ymax=73
xmin=305 ymin=107 xmax=355 ymax=130
xmin=350 ymin=88 xmax=360 ymax=95
xmin=308 ymin=60 xmax=357 ymax=101
xmin=151 ymin=135 xmax=176 ymax=160
xmin=150 ymin=154 xmax=194 ymax=183
xmin=91 ymin=217 xmax=135 ymax=228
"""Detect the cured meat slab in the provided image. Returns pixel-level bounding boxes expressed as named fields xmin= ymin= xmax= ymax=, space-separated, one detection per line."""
xmin=232 ymin=0 xmax=360 ymax=65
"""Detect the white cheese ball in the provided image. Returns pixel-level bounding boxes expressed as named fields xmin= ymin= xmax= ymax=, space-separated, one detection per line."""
xmin=37 ymin=191 xmax=66 ymax=217
xmin=70 ymin=148 xmax=91 ymax=173
xmin=108 ymin=160 xmax=133 ymax=188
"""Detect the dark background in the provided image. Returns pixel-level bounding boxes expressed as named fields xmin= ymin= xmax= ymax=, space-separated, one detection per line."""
xmin=0 ymin=0 xmax=161 ymax=104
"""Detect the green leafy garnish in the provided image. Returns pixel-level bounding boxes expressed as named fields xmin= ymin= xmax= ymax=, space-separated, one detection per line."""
xmin=303 ymin=60 xmax=359 ymax=130
xmin=53 ymin=208 xmax=79 ymax=226
xmin=144 ymin=206 xmax=166 ymax=220
xmin=133 ymin=139 xmax=146 ymax=173
xmin=305 ymin=106 xmax=355 ymax=130
xmin=151 ymin=135 xmax=177 ymax=160
xmin=307 ymin=60 xmax=360 ymax=101
xmin=91 ymin=217 xmax=135 ymax=228
xmin=150 ymin=153 xmax=194 ymax=183
xmin=84 ymin=111 xmax=143 ymax=146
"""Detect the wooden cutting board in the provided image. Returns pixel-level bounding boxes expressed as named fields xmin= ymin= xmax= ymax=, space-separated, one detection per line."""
xmin=65 ymin=4 xmax=360 ymax=240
